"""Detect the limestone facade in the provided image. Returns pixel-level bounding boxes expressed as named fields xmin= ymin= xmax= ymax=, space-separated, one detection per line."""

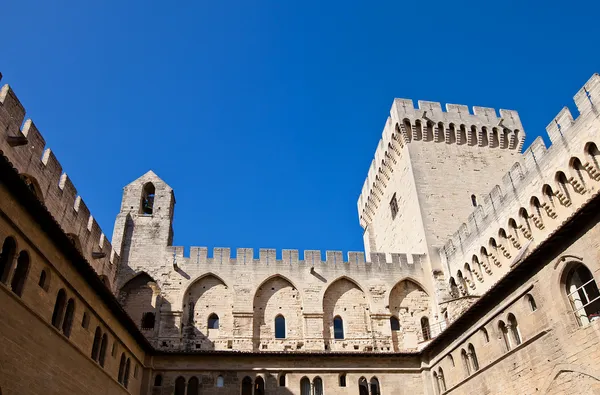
xmin=1 ymin=72 xmax=600 ymax=394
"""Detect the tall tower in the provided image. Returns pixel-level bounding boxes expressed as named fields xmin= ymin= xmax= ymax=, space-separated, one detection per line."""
xmin=358 ymin=99 xmax=525 ymax=267
xmin=112 ymin=171 xmax=175 ymax=284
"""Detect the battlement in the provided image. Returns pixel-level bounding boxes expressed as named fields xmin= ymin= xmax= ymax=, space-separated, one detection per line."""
xmin=166 ymin=246 xmax=425 ymax=268
xmin=0 ymin=79 xmax=118 ymax=289
xmin=441 ymin=73 xmax=600 ymax=268
xmin=357 ymin=97 xmax=526 ymax=228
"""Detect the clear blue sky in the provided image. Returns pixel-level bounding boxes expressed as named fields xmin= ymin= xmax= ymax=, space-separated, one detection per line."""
xmin=2 ymin=0 xmax=599 ymax=257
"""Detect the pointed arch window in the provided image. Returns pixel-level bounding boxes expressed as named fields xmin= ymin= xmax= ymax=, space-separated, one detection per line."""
xmin=91 ymin=327 xmax=102 ymax=361
xmin=565 ymin=263 xmax=600 ymax=326
xmin=187 ymin=377 xmax=199 ymax=395
xmin=421 ymin=316 xmax=431 ymax=341
xmin=118 ymin=353 xmax=126 ymax=384
xmin=51 ymin=289 xmax=67 ymax=328
xmin=62 ymin=298 xmax=75 ymax=337
xmin=481 ymin=327 xmax=489 ymax=343
xmin=359 ymin=377 xmax=369 ymax=395
xmin=279 ymin=373 xmax=286 ymax=387
xmin=314 ymin=377 xmax=324 ymax=395
xmin=333 ymin=316 xmax=344 ymax=339
xmin=507 ymin=314 xmax=521 ymax=346
xmin=140 ymin=182 xmax=156 ymax=215
xmin=11 ymin=251 xmax=30 ymax=297
xmin=468 ymin=343 xmax=479 ymax=371
xmin=0 ymin=237 xmax=17 ymax=284
xmin=241 ymin=376 xmax=253 ymax=395
xmin=461 ymin=349 xmax=471 ymax=376
xmin=498 ymin=320 xmax=510 ymax=351
xmin=275 ymin=315 xmax=286 ymax=339
xmin=255 ymin=376 xmax=265 ymax=395
xmin=174 ymin=376 xmax=186 ymax=395
xmin=153 ymin=374 xmax=162 ymax=387
xmin=123 ymin=358 xmax=131 ymax=388
xmin=526 ymin=294 xmax=537 ymax=311
xmin=208 ymin=313 xmax=219 ymax=329
xmin=38 ymin=270 xmax=48 ymax=290
xmin=300 ymin=377 xmax=311 ymax=395
xmin=99 ymin=334 xmax=108 ymax=367
xmin=438 ymin=368 xmax=446 ymax=391
xmin=370 ymin=377 xmax=380 ymax=395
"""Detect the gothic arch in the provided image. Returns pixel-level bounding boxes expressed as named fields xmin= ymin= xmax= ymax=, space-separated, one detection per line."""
xmin=388 ymin=279 xmax=431 ymax=346
xmin=322 ymin=277 xmax=370 ymax=345
xmin=119 ymin=272 xmax=160 ymax=331
xmin=184 ymin=273 xmax=233 ymax=346
xmin=20 ymin=173 xmax=44 ymax=202
xmin=253 ymin=275 xmax=303 ymax=349
xmin=541 ymin=364 xmax=600 ymax=394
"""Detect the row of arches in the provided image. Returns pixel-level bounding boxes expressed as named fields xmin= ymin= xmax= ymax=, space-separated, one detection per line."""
xmin=122 ymin=272 xmax=433 ymax=349
xmin=448 ymin=141 xmax=600 ymax=299
xmin=165 ymin=374 xmax=381 ymax=394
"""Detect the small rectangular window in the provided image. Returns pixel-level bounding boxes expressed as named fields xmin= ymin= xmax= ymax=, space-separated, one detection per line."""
xmin=390 ymin=193 xmax=399 ymax=219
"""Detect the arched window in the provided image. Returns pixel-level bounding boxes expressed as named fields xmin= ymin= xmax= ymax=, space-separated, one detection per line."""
xmin=358 ymin=377 xmax=369 ymax=395
xmin=421 ymin=316 xmax=431 ymax=341
xmin=526 ymin=294 xmax=537 ymax=311
xmin=91 ymin=327 xmax=102 ymax=360
xmin=0 ymin=237 xmax=17 ymax=284
xmin=333 ymin=316 xmax=344 ymax=339
xmin=99 ymin=334 xmax=108 ymax=367
xmin=370 ymin=377 xmax=380 ymax=395
xmin=187 ymin=376 xmax=199 ymax=395
xmin=216 ymin=375 xmax=224 ymax=387
xmin=153 ymin=374 xmax=162 ymax=386
xmin=458 ymin=125 xmax=467 ymax=145
xmin=390 ymin=316 xmax=400 ymax=331
xmin=255 ymin=376 xmax=265 ymax=395
xmin=556 ymin=171 xmax=571 ymax=200
xmin=275 ymin=315 xmax=286 ymax=339
xmin=433 ymin=371 xmax=440 ymax=395
xmin=481 ymin=327 xmax=489 ymax=342
xmin=208 ymin=313 xmax=219 ymax=329
xmin=461 ymin=349 xmax=470 ymax=376
xmin=498 ymin=320 xmax=510 ymax=351
xmin=447 ymin=123 xmax=456 ymax=143
xmin=11 ymin=250 xmax=30 ymax=296
xmin=300 ymin=377 xmax=311 ymax=395
xmin=437 ymin=122 xmax=445 ymax=142
xmin=51 ymin=289 xmax=67 ymax=328
xmin=565 ymin=263 xmax=600 ymax=326
xmin=140 ymin=183 xmax=156 ymax=215
xmin=570 ymin=157 xmax=587 ymax=187
xmin=469 ymin=126 xmax=478 ymax=146
xmin=448 ymin=354 xmax=455 ymax=367
xmin=471 ymin=194 xmax=477 ymax=207
xmin=314 ymin=377 xmax=324 ymax=395
xmin=339 ymin=373 xmax=347 ymax=387
xmin=415 ymin=120 xmax=423 ymax=140
xmin=464 ymin=263 xmax=475 ymax=285
xmin=38 ymin=270 xmax=48 ymax=290
xmin=174 ymin=376 xmax=186 ymax=395
xmin=123 ymin=358 xmax=131 ymax=388
xmin=117 ymin=353 xmax=126 ymax=384
xmin=449 ymin=277 xmax=459 ymax=298
xmin=507 ymin=314 xmax=521 ymax=346
xmin=62 ymin=298 xmax=75 ymax=337
xmin=241 ymin=376 xmax=253 ymax=395
xmin=586 ymin=142 xmax=600 ymax=170
xmin=456 ymin=271 xmax=468 ymax=296
xmin=468 ymin=343 xmax=479 ymax=371
xmin=279 ymin=373 xmax=286 ymax=387
xmin=438 ymin=367 xmax=446 ymax=391
xmin=425 ymin=121 xmax=434 ymax=141
xmin=141 ymin=312 xmax=156 ymax=329
xmin=81 ymin=312 xmax=89 ymax=329
xmin=480 ymin=126 xmax=489 ymax=146
xmin=491 ymin=127 xmax=500 ymax=147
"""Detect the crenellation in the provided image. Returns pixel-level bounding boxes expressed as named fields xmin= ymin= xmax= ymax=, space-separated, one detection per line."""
xmin=0 ymin=84 xmax=26 ymax=126
xmin=574 ymin=73 xmax=600 ymax=115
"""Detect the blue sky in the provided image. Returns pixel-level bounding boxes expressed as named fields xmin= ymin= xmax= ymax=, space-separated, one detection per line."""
xmin=2 ymin=0 xmax=599 ymax=257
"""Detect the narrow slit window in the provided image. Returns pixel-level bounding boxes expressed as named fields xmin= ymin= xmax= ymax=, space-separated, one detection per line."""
xmin=390 ymin=193 xmax=399 ymax=219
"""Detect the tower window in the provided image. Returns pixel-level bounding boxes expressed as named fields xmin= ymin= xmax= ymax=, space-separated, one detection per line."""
xmin=471 ymin=194 xmax=477 ymax=207
xmin=140 ymin=183 xmax=156 ymax=215
xmin=275 ymin=315 xmax=286 ymax=339
xmin=390 ymin=193 xmax=399 ymax=219
xmin=333 ymin=316 xmax=344 ymax=339
xmin=208 ymin=313 xmax=219 ymax=329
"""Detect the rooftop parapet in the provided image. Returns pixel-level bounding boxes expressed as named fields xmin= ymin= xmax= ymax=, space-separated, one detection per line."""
xmin=357 ymin=98 xmax=526 ymax=228
xmin=166 ymin=247 xmax=425 ymax=270
xmin=441 ymin=73 xmax=600 ymax=264
xmin=0 ymin=80 xmax=118 ymax=289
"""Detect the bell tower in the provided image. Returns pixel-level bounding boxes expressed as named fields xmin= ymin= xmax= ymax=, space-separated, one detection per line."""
xmin=112 ymin=171 xmax=175 ymax=275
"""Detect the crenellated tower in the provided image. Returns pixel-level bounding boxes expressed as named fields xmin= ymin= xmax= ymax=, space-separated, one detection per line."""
xmin=357 ymin=99 xmax=526 ymax=267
